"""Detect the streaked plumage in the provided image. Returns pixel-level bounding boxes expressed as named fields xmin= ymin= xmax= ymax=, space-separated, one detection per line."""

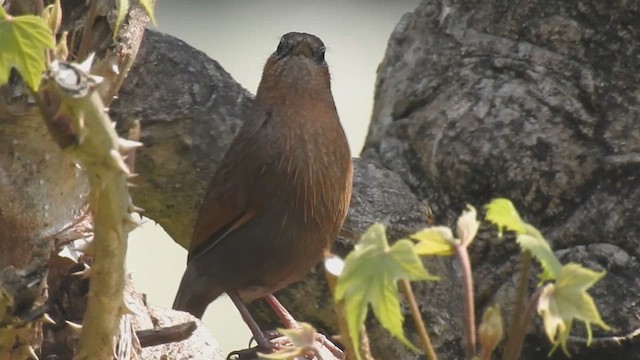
xmin=173 ymin=32 xmax=353 ymax=319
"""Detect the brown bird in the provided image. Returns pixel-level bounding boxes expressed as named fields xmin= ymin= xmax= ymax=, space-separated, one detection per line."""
xmin=173 ymin=32 xmax=353 ymax=351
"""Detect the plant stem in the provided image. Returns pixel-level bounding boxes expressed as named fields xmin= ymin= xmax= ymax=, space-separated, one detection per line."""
xmin=77 ymin=0 xmax=98 ymax=61
xmin=325 ymin=266 xmax=373 ymax=360
xmin=47 ymin=61 xmax=136 ymax=360
xmin=502 ymin=251 xmax=532 ymax=360
xmin=505 ymin=287 xmax=544 ymax=360
xmin=455 ymin=244 xmax=476 ymax=359
xmin=480 ymin=348 xmax=491 ymax=360
xmin=34 ymin=0 xmax=44 ymax=15
xmin=400 ymin=279 xmax=438 ymax=360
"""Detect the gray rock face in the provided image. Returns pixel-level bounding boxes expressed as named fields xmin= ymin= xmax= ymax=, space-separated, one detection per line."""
xmin=110 ymin=1 xmax=640 ymax=357
xmin=363 ymin=0 xmax=640 ymax=358
xmin=111 ymin=30 xmax=253 ymax=248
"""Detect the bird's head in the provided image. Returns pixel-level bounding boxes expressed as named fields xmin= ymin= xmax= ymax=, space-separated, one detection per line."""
xmin=259 ymin=32 xmax=331 ymax=93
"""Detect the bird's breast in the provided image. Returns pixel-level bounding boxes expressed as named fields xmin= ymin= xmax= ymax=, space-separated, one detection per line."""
xmin=248 ymin=107 xmax=351 ymax=240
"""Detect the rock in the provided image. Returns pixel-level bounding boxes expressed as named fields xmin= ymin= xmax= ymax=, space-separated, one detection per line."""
xmin=364 ymin=0 xmax=640 ymax=358
xmin=111 ymin=30 xmax=253 ymax=248
xmin=110 ymin=1 xmax=640 ymax=356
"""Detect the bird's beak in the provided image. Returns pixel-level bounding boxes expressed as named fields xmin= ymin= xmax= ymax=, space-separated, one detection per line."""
xmin=291 ymin=41 xmax=313 ymax=58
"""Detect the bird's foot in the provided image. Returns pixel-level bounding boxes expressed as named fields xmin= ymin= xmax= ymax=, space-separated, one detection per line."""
xmin=225 ymin=330 xmax=281 ymax=360
xmin=227 ymin=330 xmax=344 ymax=360
xmin=227 ymin=347 xmax=260 ymax=360
xmin=266 ymin=329 xmax=345 ymax=360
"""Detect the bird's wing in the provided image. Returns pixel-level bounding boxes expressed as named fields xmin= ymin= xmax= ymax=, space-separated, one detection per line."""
xmin=187 ymin=111 xmax=270 ymax=262
xmin=188 ymin=183 xmax=256 ymax=262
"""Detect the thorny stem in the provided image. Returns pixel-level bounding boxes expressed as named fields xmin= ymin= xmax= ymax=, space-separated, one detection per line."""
xmin=400 ymin=279 xmax=438 ymax=360
xmin=502 ymin=251 xmax=532 ymax=360
xmin=455 ymin=243 xmax=476 ymax=360
xmin=506 ymin=287 xmax=544 ymax=360
xmin=46 ymin=62 xmax=137 ymax=360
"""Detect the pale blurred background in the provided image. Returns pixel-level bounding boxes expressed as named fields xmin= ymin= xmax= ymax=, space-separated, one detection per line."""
xmin=126 ymin=0 xmax=421 ymax=353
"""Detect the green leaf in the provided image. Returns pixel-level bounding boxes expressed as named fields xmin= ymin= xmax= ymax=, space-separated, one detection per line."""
xmin=485 ymin=198 xmax=527 ymax=236
xmin=537 ymin=263 xmax=610 ymax=356
xmin=406 ymin=226 xmax=455 ymax=256
xmin=478 ymin=304 xmax=504 ymax=355
xmin=516 ymin=232 xmax=562 ymax=280
xmin=138 ymin=0 xmax=157 ymax=26
xmin=486 ymin=199 xmax=562 ymax=280
xmin=335 ymin=223 xmax=438 ymax=357
xmin=0 ymin=7 xmax=54 ymax=90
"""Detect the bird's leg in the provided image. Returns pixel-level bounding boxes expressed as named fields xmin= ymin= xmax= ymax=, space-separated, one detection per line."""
xmin=264 ymin=294 xmax=300 ymax=329
xmin=264 ymin=294 xmax=345 ymax=360
xmin=228 ymin=291 xmax=273 ymax=351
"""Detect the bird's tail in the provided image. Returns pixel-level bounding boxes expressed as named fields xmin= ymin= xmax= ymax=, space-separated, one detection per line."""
xmin=172 ymin=264 xmax=221 ymax=319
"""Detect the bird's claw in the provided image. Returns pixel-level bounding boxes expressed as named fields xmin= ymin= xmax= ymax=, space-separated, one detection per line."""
xmin=227 ymin=332 xmax=344 ymax=360
xmin=268 ymin=332 xmax=345 ymax=360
